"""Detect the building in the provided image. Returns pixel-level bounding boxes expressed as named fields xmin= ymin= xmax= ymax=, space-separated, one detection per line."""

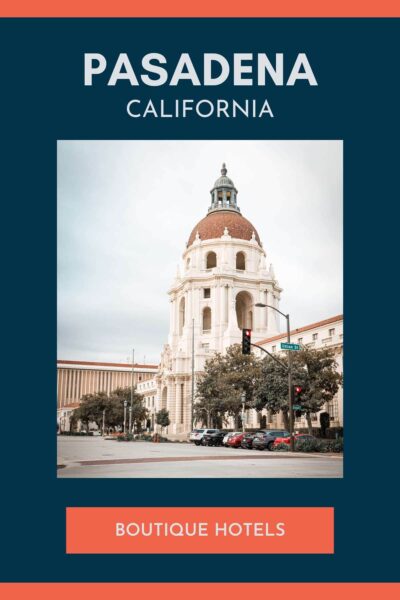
xmin=154 ymin=164 xmax=284 ymax=438
xmin=137 ymin=165 xmax=343 ymax=438
xmin=57 ymin=360 xmax=158 ymax=431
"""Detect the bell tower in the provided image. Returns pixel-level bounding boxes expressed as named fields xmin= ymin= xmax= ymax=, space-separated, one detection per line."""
xmin=158 ymin=164 xmax=282 ymax=437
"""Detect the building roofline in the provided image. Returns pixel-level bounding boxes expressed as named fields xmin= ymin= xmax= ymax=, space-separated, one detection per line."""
xmin=57 ymin=360 xmax=159 ymax=369
xmin=258 ymin=314 xmax=343 ymax=346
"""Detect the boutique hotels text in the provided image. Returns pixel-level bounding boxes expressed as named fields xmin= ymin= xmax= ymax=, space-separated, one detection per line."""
xmin=84 ymin=52 xmax=318 ymax=119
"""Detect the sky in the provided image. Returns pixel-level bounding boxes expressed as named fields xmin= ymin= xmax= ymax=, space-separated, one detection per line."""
xmin=57 ymin=140 xmax=343 ymax=365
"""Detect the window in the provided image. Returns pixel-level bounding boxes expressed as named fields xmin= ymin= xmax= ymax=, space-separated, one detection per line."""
xmin=179 ymin=297 xmax=185 ymax=335
xmin=206 ymin=252 xmax=217 ymax=269
xmin=203 ymin=307 xmax=211 ymax=332
xmin=204 ymin=288 xmax=211 ymax=298
xmin=272 ymin=345 xmax=276 ymax=353
xmin=329 ymin=328 xmax=335 ymax=336
xmin=312 ymin=333 xmax=318 ymax=340
xmin=236 ymin=251 xmax=246 ymax=270
xmin=298 ymin=337 xmax=303 ymax=344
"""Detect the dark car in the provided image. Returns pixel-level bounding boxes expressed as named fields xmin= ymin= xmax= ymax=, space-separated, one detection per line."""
xmin=202 ymin=430 xmax=225 ymax=446
xmin=240 ymin=432 xmax=260 ymax=449
xmin=252 ymin=430 xmax=290 ymax=451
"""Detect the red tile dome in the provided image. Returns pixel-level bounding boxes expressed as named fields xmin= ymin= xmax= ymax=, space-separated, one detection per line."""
xmin=187 ymin=210 xmax=261 ymax=247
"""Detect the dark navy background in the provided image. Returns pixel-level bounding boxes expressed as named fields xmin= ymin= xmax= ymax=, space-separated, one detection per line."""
xmin=1 ymin=18 xmax=399 ymax=582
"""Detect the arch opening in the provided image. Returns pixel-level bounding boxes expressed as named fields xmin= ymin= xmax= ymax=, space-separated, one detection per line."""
xmin=236 ymin=251 xmax=246 ymax=270
xmin=161 ymin=387 xmax=167 ymax=410
xmin=235 ymin=291 xmax=253 ymax=329
xmin=203 ymin=307 xmax=211 ymax=332
xmin=179 ymin=297 xmax=185 ymax=335
xmin=206 ymin=251 xmax=217 ymax=269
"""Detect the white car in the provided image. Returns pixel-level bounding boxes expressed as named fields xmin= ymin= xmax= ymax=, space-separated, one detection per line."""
xmin=189 ymin=429 xmax=219 ymax=446
xmin=222 ymin=431 xmax=241 ymax=446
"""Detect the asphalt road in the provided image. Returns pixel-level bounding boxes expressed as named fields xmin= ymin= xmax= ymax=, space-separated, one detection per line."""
xmin=57 ymin=436 xmax=343 ymax=478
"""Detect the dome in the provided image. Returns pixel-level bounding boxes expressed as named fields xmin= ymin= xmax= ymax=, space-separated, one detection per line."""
xmin=187 ymin=210 xmax=261 ymax=247
xmin=212 ymin=163 xmax=236 ymax=190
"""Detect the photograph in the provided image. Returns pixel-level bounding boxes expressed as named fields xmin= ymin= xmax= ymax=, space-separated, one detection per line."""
xmin=57 ymin=140 xmax=343 ymax=478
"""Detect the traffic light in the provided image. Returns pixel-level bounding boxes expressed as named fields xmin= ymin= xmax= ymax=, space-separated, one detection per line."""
xmin=293 ymin=385 xmax=303 ymax=402
xmin=242 ymin=329 xmax=252 ymax=354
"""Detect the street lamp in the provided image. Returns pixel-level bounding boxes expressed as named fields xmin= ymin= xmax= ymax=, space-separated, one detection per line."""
xmin=123 ymin=400 xmax=127 ymax=434
xmin=102 ymin=408 xmax=106 ymax=436
xmin=255 ymin=302 xmax=294 ymax=452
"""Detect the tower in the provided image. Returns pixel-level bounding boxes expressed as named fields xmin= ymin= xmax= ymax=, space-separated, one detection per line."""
xmin=157 ymin=164 xmax=282 ymax=437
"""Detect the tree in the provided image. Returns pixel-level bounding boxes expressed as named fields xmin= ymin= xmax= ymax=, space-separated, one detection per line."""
xmin=254 ymin=347 xmax=343 ymax=434
xmin=108 ymin=387 xmax=148 ymax=432
xmin=195 ymin=344 xmax=262 ymax=428
xmin=156 ymin=408 xmax=170 ymax=434
xmin=72 ymin=392 xmax=109 ymax=431
xmin=72 ymin=387 xmax=147 ymax=433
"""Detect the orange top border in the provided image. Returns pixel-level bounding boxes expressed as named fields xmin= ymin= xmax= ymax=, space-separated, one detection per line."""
xmin=1 ymin=0 xmax=400 ymax=17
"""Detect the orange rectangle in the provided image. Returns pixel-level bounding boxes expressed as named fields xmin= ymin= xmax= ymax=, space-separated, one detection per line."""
xmin=66 ymin=506 xmax=334 ymax=554
xmin=1 ymin=1 xmax=400 ymax=17
xmin=1 ymin=584 xmax=400 ymax=600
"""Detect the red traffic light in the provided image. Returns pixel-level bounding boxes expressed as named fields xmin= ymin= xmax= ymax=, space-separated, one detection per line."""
xmin=294 ymin=386 xmax=302 ymax=394
xmin=242 ymin=329 xmax=252 ymax=355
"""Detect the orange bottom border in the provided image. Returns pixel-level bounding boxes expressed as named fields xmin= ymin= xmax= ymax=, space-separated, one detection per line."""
xmin=0 ymin=583 xmax=399 ymax=600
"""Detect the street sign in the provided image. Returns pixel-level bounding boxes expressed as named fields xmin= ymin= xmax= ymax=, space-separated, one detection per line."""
xmin=280 ymin=342 xmax=300 ymax=351
xmin=293 ymin=405 xmax=302 ymax=411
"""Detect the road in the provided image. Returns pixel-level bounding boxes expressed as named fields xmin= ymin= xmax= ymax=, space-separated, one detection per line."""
xmin=57 ymin=436 xmax=343 ymax=478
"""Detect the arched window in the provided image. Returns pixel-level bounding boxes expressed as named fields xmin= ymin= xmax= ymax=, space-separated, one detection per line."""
xmin=206 ymin=251 xmax=217 ymax=269
xmin=203 ymin=307 xmax=211 ymax=332
xmin=236 ymin=251 xmax=246 ymax=270
xmin=179 ymin=297 xmax=185 ymax=335
xmin=235 ymin=291 xmax=253 ymax=329
xmin=161 ymin=387 xmax=167 ymax=410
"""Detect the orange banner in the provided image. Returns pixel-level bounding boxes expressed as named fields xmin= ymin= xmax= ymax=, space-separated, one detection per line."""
xmin=1 ymin=584 xmax=400 ymax=600
xmin=1 ymin=1 xmax=400 ymax=17
xmin=66 ymin=506 xmax=334 ymax=554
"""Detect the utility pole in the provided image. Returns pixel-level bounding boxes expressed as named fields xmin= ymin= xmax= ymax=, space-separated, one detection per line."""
xmin=191 ymin=318 xmax=195 ymax=432
xmin=130 ymin=348 xmax=134 ymax=433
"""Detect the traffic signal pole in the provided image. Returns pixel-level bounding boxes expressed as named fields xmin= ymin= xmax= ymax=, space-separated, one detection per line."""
xmin=286 ymin=315 xmax=294 ymax=452
xmin=254 ymin=303 xmax=295 ymax=452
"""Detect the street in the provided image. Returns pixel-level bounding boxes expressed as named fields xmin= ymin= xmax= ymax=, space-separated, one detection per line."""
xmin=57 ymin=436 xmax=343 ymax=478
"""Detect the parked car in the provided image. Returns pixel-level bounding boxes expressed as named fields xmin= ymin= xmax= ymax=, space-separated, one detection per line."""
xmin=202 ymin=430 xmax=225 ymax=446
xmin=273 ymin=433 xmax=315 ymax=448
xmin=222 ymin=431 xmax=241 ymax=446
xmin=189 ymin=428 xmax=220 ymax=446
xmin=226 ymin=432 xmax=246 ymax=448
xmin=252 ymin=430 xmax=290 ymax=451
xmin=240 ymin=432 xmax=260 ymax=449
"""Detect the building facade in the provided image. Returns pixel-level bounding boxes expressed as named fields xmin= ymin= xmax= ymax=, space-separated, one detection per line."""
xmin=57 ymin=360 xmax=158 ymax=431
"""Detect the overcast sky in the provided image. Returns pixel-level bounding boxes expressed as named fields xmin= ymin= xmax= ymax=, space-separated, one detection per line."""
xmin=57 ymin=140 xmax=342 ymax=365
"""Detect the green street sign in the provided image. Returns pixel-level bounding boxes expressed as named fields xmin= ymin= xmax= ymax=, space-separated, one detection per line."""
xmin=280 ymin=342 xmax=300 ymax=351
xmin=293 ymin=405 xmax=302 ymax=411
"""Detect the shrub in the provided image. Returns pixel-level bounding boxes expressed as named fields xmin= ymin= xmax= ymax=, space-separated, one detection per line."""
xmin=59 ymin=431 xmax=94 ymax=436
xmin=116 ymin=433 xmax=134 ymax=442
xmin=295 ymin=438 xmax=325 ymax=453
xmin=274 ymin=442 xmax=290 ymax=452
